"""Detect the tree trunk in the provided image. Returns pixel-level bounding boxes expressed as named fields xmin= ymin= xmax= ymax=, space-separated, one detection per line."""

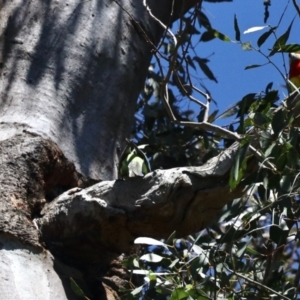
xmin=0 ymin=0 xmax=241 ymax=299
xmin=0 ymin=0 xmax=176 ymax=180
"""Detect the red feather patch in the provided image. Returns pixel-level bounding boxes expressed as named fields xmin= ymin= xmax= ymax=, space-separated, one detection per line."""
xmin=289 ymin=60 xmax=300 ymax=79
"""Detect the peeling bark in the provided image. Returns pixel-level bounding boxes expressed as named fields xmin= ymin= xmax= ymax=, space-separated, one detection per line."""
xmin=0 ymin=132 xmax=99 ymax=298
xmin=0 ymin=132 xmax=85 ymax=246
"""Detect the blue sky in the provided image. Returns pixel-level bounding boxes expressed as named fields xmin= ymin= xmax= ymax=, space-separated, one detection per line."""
xmin=190 ymin=0 xmax=300 ymax=125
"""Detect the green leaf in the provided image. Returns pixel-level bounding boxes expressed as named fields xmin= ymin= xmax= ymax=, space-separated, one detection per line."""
xmin=264 ymin=89 xmax=278 ymax=104
xmin=236 ymin=239 xmax=251 ymax=258
xmin=70 ymin=278 xmax=86 ymax=298
xmin=275 ymin=43 xmax=300 ymax=53
xmin=140 ymin=253 xmax=163 ymax=263
xmin=218 ymin=198 xmax=244 ymax=222
xmin=259 ymin=131 xmax=272 ymax=149
xmin=134 ymin=237 xmax=168 ymax=249
xmin=244 ymin=26 xmax=268 ymax=34
xmin=279 ymin=215 xmax=289 ymax=231
xmin=216 ymin=105 xmax=239 ymax=120
xmin=127 ymin=156 xmax=146 ymax=176
xmin=242 ymin=42 xmax=252 ymax=51
xmin=269 ymin=225 xmax=288 ymax=244
xmin=269 ymin=18 xmax=295 ymax=56
xmin=192 ymin=245 xmax=210 ymax=265
xmin=169 ymin=258 xmax=180 ymax=269
xmin=246 ymin=246 xmax=260 ymax=255
xmin=122 ymin=255 xmax=138 ymax=269
xmin=119 ymin=140 xmax=151 ymax=178
xmin=132 ymin=270 xmax=149 ymax=275
xmin=196 ymin=290 xmax=210 ymax=299
xmin=218 ymin=226 xmax=239 ymax=243
xmin=253 ymin=112 xmax=271 ymax=126
xmin=197 ymin=11 xmax=211 ymax=29
xmin=230 ymin=142 xmax=249 ymax=189
xmin=148 ymin=270 xmax=157 ymax=281
xmin=186 ymin=55 xmax=196 ymax=70
xmin=131 ymin=285 xmax=144 ymax=296
xmin=234 ymin=15 xmax=240 ymax=41
xmin=265 ymin=82 xmax=273 ymax=93
xmin=280 ymin=175 xmax=294 ymax=193
xmin=271 ymin=109 xmax=285 ymax=137
xmin=211 ymin=28 xmax=231 ymax=42
xmin=237 ymin=93 xmax=257 ymax=117
xmin=170 ymin=287 xmax=189 ymax=300
xmin=207 ymin=109 xmax=219 ymax=122
xmin=200 ymin=30 xmax=216 ymax=42
xmin=265 ymin=142 xmax=276 ymax=157
xmin=193 ymin=57 xmax=218 ymax=82
xmin=245 ymin=64 xmax=264 ymax=70
xmin=272 ymin=146 xmax=287 ymax=171
xmin=200 ymin=28 xmax=230 ymax=42
xmin=257 ymin=26 xmax=277 ymax=47
xmin=133 ymin=258 xmax=140 ymax=268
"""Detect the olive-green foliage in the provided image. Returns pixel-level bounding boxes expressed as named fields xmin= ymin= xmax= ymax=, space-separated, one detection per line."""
xmin=123 ymin=2 xmax=300 ymax=300
xmin=119 ymin=141 xmax=151 ymax=178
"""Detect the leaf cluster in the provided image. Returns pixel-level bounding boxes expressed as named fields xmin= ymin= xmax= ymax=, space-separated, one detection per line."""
xmin=124 ymin=2 xmax=300 ymax=299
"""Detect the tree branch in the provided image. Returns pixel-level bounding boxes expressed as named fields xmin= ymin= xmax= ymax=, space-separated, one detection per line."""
xmin=292 ymin=0 xmax=300 ymax=17
xmin=37 ymin=141 xmax=244 ymax=261
xmin=226 ymin=266 xmax=291 ymax=300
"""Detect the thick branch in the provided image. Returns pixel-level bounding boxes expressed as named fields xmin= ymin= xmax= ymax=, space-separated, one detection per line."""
xmin=37 ymin=142 xmax=244 ymax=263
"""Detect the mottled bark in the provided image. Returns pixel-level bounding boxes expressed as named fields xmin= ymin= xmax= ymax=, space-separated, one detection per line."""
xmin=37 ymin=141 xmax=243 ymax=258
xmin=0 ymin=132 xmax=83 ymax=245
xmin=0 ymin=132 xmax=90 ymax=299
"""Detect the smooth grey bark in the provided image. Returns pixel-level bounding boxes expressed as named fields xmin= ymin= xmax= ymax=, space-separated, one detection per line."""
xmin=0 ymin=0 xmax=172 ymax=180
xmin=0 ymin=235 xmax=68 ymax=300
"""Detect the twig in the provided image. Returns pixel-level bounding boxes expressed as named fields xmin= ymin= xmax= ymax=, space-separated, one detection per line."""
xmin=143 ymin=2 xmax=242 ymax=141
xmin=174 ymin=73 xmax=207 ymax=108
xmin=294 ymin=242 xmax=300 ymax=295
xmin=175 ymin=120 xmax=241 ymax=141
xmin=225 ymin=266 xmax=291 ymax=300
xmin=156 ymin=0 xmax=175 ymax=51
xmin=292 ymin=0 xmax=300 ymax=17
xmin=113 ymin=0 xmax=159 ymax=53
xmin=249 ymin=145 xmax=277 ymax=171
xmin=191 ymin=85 xmax=211 ymax=102
xmin=145 ymin=0 xmax=279 ymax=167
xmin=262 ymin=240 xmax=273 ymax=285
xmin=142 ymin=0 xmax=177 ymax=46
xmin=288 ymin=79 xmax=300 ymax=95
xmin=162 ymin=81 xmax=177 ymax=122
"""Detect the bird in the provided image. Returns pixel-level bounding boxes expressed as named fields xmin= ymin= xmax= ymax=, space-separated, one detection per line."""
xmin=119 ymin=140 xmax=151 ymax=178
xmin=288 ymin=51 xmax=300 ymax=92
xmin=286 ymin=51 xmax=300 ymax=126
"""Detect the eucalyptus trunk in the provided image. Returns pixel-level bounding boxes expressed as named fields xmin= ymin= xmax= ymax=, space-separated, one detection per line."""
xmin=0 ymin=0 xmax=230 ymax=299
